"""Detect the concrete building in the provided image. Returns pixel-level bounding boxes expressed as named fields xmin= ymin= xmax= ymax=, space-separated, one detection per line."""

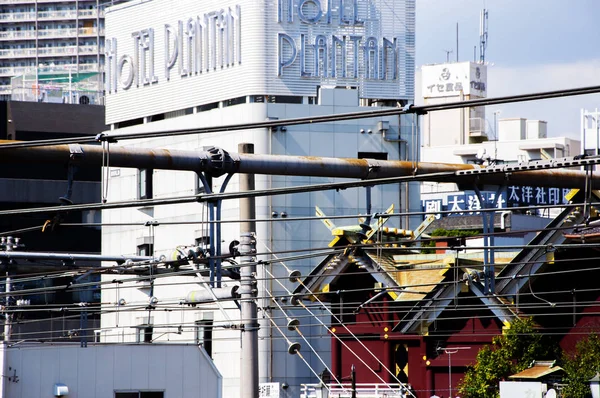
xmin=0 ymin=343 xmax=221 ymax=397
xmin=581 ymin=108 xmax=600 ymax=159
xmin=0 ymin=101 xmax=106 ymax=343
xmin=0 ymin=0 xmax=128 ymax=101
xmin=419 ymin=62 xmax=580 ymax=241
xmin=99 ymin=0 xmax=417 ymax=397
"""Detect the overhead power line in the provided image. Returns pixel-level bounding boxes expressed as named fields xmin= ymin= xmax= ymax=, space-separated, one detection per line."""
xmin=2 ymin=84 xmax=600 ymax=149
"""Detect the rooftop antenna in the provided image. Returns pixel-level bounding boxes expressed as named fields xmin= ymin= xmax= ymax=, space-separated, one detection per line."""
xmin=443 ymin=49 xmax=453 ymax=63
xmin=479 ymin=9 xmax=489 ymax=63
xmin=456 ymin=23 xmax=459 ymax=62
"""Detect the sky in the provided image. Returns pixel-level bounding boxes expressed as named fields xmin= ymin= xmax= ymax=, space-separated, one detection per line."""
xmin=415 ymin=0 xmax=600 ymax=139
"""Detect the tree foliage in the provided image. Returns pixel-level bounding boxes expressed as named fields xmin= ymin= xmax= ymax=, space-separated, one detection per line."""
xmin=458 ymin=317 xmax=556 ymax=398
xmin=562 ymin=333 xmax=600 ymax=398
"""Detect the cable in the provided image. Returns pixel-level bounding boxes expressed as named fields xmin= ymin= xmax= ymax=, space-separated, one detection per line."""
xmin=264 ymin=286 xmax=347 ymax=391
xmin=261 ymin=310 xmax=332 ymax=395
xmin=261 ymin=259 xmax=415 ymax=396
xmin=4 ymin=84 xmax=600 ymax=150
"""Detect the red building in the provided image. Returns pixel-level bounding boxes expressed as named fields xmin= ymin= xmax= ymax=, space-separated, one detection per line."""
xmin=294 ymin=192 xmax=600 ymax=397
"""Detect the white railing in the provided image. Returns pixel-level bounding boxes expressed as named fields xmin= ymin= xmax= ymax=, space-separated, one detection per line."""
xmin=0 ymin=85 xmax=11 ymax=96
xmin=0 ymin=0 xmax=81 ymax=3
xmin=38 ymin=46 xmax=77 ymax=56
xmin=0 ymin=12 xmax=37 ymax=21
xmin=301 ymin=383 xmax=410 ymax=398
xmin=0 ymin=45 xmax=97 ymax=58
xmin=0 ymin=48 xmax=37 ymax=58
xmin=0 ymin=9 xmax=98 ymax=21
xmin=0 ymin=27 xmax=103 ymax=40
xmin=0 ymin=63 xmax=100 ymax=76
xmin=0 ymin=66 xmax=31 ymax=76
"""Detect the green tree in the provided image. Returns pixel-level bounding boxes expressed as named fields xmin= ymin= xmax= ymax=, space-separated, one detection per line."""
xmin=562 ymin=333 xmax=600 ymax=398
xmin=458 ymin=317 xmax=556 ymax=398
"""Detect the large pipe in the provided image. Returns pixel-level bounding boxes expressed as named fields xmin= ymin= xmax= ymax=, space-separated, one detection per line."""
xmin=0 ymin=251 xmax=155 ymax=263
xmin=1 ymin=141 xmax=599 ymax=189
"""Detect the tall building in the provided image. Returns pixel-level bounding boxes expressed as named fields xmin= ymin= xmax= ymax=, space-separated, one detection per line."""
xmin=0 ymin=0 xmax=127 ymax=101
xmin=98 ymin=0 xmax=417 ymax=397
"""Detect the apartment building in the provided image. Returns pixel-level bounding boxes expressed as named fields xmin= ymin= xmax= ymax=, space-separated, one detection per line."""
xmin=0 ymin=0 xmax=126 ymax=101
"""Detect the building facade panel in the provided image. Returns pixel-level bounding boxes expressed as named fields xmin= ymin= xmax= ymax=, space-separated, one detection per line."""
xmin=105 ymin=0 xmax=415 ymax=124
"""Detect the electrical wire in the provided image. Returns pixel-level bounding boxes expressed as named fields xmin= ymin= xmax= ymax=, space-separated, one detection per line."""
xmin=3 ymin=84 xmax=600 ymax=150
xmin=261 ymin=257 xmax=416 ymax=396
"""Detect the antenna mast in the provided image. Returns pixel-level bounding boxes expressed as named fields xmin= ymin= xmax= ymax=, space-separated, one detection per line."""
xmin=479 ymin=9 xmax=489 ymax=63
xmin=444 ymin=49 xmax=453 ymax=63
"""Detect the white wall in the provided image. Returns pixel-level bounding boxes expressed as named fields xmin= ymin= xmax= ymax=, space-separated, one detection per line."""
xmin=1 ymin=343 xmax=221 ymax=398
xmin=100 ymin=89 xmax=421 ymax=398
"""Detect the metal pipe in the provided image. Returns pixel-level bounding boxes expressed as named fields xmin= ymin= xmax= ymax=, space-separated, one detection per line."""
xmin=0 ymin=251 xmax=154 ymax=263
xmin=2 ymin=142 xmax=600 ymax=190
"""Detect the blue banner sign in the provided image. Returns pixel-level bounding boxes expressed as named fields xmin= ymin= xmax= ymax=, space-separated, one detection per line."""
xmin=422 ymin=186 xmax=571 ymax=218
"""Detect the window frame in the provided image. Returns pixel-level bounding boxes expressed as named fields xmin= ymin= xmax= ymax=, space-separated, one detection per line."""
xmin=138 ymin=168 xmax=153 ymax=200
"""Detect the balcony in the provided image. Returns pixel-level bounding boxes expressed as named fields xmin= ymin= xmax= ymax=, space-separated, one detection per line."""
xmin=0 ymin=47 xmax=37 ymax=58
xmin=0 ymin=62 xmax=100 ymax=77
xmin=0 ymin=45 xmax=100 ymax=59
xmin=0 ymin=84 xmax=11 ymax=96
xmin=0 ymin=0 xmax=82 ymax=4
xmin=0 ymin=27 xmax=104 ymax=40
xmin=0 ymin=9 xmax=99 ymax=22
xmin=0 ymin=12 xmax=37 ymax=22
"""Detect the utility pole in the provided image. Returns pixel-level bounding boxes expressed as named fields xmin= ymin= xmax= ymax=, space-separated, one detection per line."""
xmin=238 ymin=143 xmax=259 ymax=398
xmin=1 ymin=237 xmax=22 ymax=342
xmin=439 ymin=346 xmax=470 ymax=398
xmin=2 ymin=237 xmax=12 ymax=342
xmin=456 ymin=23 xmax=459 ymax=62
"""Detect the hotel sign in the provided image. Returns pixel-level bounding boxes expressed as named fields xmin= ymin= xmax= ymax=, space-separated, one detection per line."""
xmin=277 ymin=0 xmax=401 ymax=80
xmin=104 ymin=0 xmax=415 ymax=124
xmin=105 ymin=6 xmax=241 ymax=94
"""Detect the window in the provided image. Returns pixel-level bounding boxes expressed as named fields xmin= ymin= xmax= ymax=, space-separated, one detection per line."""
xmin=135 ymin=325 xmax=153 ymax=343
xmin=358 ymin=151 xmax=388 ymax=160
xmin=136 ymin=243 xmax=153 ymax=257
xmin=138 ymin=168 xmax=153 ymax=199
xmin=195 ymin=319 xmax=213 ymax=357
xmin=195 ymin=236 xmax=210 ymax=247
xmin=115 ymin=391 xmax=164 ymax=398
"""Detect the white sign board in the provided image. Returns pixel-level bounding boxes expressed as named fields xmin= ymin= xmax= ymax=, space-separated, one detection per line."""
xmin=259 ymin=382 xmax=280 ymax=398
xmin=499 ymin=381 xmax=546 ymax=398
xmin=421 ymin=61 xmax=487 ymax=99
xmin=104 ymin=0 xmax=416 ymax=124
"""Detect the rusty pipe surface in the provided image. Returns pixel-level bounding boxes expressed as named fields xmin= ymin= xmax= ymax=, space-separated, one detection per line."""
xmin=1 ymin=141 xmax=598 ymax=189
